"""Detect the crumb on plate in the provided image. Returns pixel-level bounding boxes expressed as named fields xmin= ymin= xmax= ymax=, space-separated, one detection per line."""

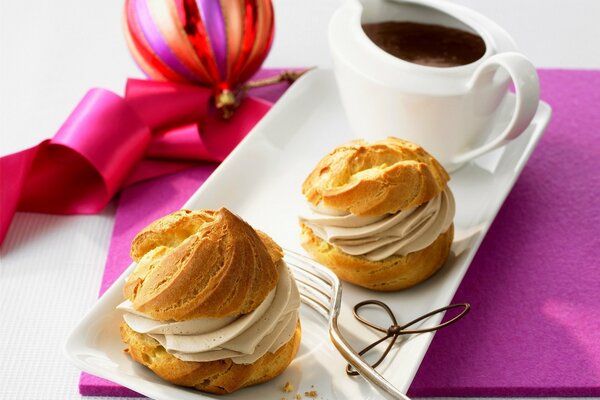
xmin=283 ymin=381 xmax=294 ymax=393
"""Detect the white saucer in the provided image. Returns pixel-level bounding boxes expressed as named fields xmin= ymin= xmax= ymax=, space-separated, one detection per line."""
xmin=65 ymin=69 xmax=551 ymax=399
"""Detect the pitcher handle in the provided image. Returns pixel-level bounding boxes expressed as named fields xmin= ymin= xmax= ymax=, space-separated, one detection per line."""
xmin=451 ymin=52 xmax=540 ymax=166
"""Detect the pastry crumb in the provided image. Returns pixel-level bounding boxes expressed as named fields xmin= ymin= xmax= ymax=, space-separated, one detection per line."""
xmin=305 ymin=390 xmax=318 ymax=397
xmin=283 ymin=381 xmax=294 ymax=393
xmin=295 ymin=394 xmax=302 ymax=400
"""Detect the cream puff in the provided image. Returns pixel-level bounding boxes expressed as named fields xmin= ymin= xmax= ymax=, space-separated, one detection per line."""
xmin=299 ymin=137 xmax=455 ymax=291
xmin=119 ymin=208 xmax=301 ymax=394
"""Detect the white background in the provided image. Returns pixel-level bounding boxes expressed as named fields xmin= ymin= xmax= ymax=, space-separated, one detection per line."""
xmin=1 ymin=1 xmax=599 ymax=399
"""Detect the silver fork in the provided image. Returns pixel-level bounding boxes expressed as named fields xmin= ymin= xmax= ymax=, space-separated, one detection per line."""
xmin=284 ymin=249 xmax=411 ymax=400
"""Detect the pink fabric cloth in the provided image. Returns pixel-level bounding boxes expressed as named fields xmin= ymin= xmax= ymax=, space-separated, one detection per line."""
xmin=80 ymin=69 xmax=600 ymax=397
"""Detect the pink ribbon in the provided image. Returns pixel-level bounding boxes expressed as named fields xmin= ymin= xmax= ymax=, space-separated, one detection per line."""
xmin=0 ymin=78 xmax=272 ymax=244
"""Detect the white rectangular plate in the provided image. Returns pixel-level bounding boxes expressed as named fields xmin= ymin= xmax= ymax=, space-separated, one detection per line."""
xmin=65 ymin=69 xmax=551 ymax=399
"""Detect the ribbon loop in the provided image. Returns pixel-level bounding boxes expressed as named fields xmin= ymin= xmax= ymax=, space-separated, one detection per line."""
xmin=0 ymin=71 xmax=284 ymax=246
xmin=398 ymin=303 xmax=471 ymax=335
xmin=346 ymin=301 xmax=470 ymax=376
xmin=353 ymin=299 xmax=398 ymax=333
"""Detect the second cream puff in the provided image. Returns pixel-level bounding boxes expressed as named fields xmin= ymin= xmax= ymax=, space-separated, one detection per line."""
xmin=299 ymin=137 xmax=455 ymax=291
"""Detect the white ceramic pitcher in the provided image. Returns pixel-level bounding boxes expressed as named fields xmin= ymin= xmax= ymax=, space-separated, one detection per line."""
xmin=329 ymin=0 xmax=540 ymax=171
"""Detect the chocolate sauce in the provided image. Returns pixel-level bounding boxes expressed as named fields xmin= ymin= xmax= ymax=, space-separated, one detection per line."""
xmin=362 ymin=21 xmax=486 ymax=67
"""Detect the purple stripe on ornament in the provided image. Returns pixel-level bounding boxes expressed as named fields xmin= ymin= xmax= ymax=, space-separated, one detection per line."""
xmin=196 ymin=0 xmax=227 ymax=80
xmin=134 ymin=0 xmax=198 ymax=82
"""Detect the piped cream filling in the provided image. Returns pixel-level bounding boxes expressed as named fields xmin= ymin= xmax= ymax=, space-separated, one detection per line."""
xmin=300 ymin=188 xmax=455 ymax=261
xmin=118 ymin=261 xmax=300 ymax=364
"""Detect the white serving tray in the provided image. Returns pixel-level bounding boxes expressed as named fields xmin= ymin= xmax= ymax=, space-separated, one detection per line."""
xmin=65 ymin=69 xmax=551 ymax=399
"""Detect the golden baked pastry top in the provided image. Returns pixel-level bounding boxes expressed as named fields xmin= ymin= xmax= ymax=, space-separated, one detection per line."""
xmin=302 ymin=137 xmax=449 ymax=215
xmin=123 ymin=208 xmax=282 ymax=321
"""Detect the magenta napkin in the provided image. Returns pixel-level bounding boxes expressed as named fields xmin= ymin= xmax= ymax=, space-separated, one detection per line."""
xmin=408 ymin=69 xmax=600 ymax=397
xmin=80 ymin=69 xmax=600 ymax=397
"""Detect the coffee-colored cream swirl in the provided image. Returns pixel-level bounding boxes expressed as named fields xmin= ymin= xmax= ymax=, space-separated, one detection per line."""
xmin=300 ymin=188 xmax=455 ymax=261
xmin=118 ymin=261 xmax=300 ymax=365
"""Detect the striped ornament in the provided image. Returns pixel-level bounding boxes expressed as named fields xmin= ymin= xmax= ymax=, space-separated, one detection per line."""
xmin=124 ymin=0 xmax=275 ymax=95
